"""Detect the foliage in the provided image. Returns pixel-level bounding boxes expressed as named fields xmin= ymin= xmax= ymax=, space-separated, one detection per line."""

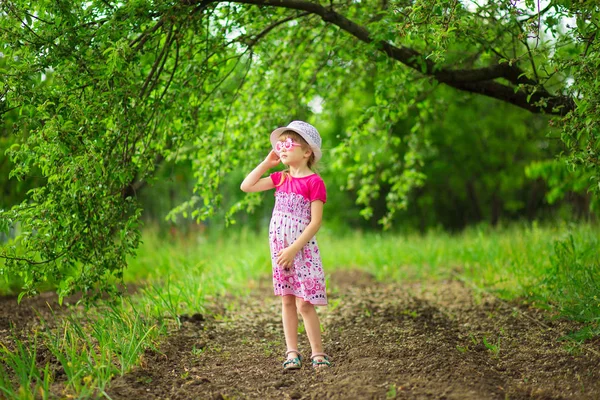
xmin=1 ymin=0 xmax=599 ymax=295
xmin=526 ymin=158 xmax=599 ymax=218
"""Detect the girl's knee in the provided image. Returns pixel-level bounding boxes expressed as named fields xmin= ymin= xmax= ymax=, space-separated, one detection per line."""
xmin=282 ymin=295 xmax=296 ymax=307
xmin=296 ymin=298 xmax=314 ymax=314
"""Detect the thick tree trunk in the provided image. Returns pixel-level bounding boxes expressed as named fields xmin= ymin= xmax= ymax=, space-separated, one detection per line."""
xmin=465 ymin=180 xmax=482 ymax=222
xmin=491 ymin=191 xmax=502 ymax=226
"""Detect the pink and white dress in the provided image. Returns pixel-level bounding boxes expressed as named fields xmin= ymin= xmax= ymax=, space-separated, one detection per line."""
xmin=269 ymin=171 xmax=327 ymax=306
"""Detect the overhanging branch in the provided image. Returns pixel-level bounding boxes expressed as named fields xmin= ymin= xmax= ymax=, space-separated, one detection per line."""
xmin=186 ymin=0 xmax=574 ymax=115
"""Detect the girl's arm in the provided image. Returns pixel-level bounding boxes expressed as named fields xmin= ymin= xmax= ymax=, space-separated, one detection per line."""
xmin=240 ymin=150 xmax=280 ymax=192
xmin=276 ymin=200 xmax=323 ymax=269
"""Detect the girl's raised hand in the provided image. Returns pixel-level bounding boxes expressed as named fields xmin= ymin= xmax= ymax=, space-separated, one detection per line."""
xmin=263 ymin=150 xmax=281 ymax=169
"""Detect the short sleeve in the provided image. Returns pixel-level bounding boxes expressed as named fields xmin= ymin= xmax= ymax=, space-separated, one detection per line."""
xmin=308 ymin=175 xmax=327 ymax=203
xmin=270 ymin=171 xmax=283 ymax=187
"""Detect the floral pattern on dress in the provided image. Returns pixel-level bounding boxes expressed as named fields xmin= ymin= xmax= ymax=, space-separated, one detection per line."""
xmin=269 ymin=181 xmax=327 ymax=306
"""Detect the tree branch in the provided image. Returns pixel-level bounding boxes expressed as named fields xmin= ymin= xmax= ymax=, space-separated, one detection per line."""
xmin=140 ymin=24 xmax=175 ymax=98
xmin=187 ymin=0 xmax=574 ymax=115
xmin=129 ymin=17 xmax=166 ymax=51
xmin=517 ymin=1 xmax=553 ymax=24
xmin=245 ymin=11 xmax=311 ymax=47
xmin=24 ymin=10 xmax=53 ymax=25
xmin=583 ymin=31 xmax=597 ymax=57
xmin=159 ymin=34 xmax=181 ymax=103
xmin=5 ymin=2 xmax=44 ymax=43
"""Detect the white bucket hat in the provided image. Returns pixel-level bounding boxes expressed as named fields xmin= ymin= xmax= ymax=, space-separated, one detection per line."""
xmin=270 ymin=121 xmax=322 ymax=163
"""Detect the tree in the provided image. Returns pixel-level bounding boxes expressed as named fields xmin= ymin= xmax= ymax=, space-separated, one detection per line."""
xmin=0 ymin=0 xmax=598 ymax=298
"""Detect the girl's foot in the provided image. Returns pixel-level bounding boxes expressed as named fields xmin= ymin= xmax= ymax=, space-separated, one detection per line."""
xmin=311 ymin=353 xmax=331 ymax=368
xmin=283 ymin=350 xmax=302 ymax=370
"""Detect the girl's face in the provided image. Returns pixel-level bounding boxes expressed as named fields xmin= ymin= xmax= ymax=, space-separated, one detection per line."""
xmin=277 ymin=135 xmax=311 ymax=166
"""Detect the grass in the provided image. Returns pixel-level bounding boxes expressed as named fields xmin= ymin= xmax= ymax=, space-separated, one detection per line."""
xmin=0 ymin=333 xmax=51 ymax=400
xmin=0 ymin=296 xmax=165 ymax=399
xmin=322 ymin=221 xmax=599 ymax=330
xmin=0 ymin=221 xmax=599 ymax=398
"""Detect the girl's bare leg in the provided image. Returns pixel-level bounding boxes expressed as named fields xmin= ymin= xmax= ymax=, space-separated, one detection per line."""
xmin=296 ymin=298 xmax=327 ymax=366
xmin=282 ymin=295 xmax=300 ymax=361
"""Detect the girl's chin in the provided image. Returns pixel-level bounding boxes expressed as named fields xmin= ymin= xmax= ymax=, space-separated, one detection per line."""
xmin=281 ymin=158 xmax=300 ymax=167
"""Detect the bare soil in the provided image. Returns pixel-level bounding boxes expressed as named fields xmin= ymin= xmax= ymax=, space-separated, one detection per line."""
xmin=104 ymin=270 xmax=600 ymax=400
xmin=1 ymin=270 xmax=599 ymax=399
xmin=0 ymin=291 xmax=68 ymax=338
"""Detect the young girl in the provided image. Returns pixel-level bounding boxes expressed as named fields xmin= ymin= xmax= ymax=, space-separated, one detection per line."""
xmin=240 ymin=120 xmax=331 ymax=370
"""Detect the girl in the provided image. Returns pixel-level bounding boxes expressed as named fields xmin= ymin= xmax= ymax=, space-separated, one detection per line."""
xmin=240 ymin=120 xmax=331 ymax=370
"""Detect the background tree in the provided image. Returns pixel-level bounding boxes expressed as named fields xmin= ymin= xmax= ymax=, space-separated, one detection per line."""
xmin=1 ymin=0 xmax=598 ymax=298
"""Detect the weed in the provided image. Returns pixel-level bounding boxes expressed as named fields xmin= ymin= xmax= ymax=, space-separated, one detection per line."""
xmin=468 ymin=333 xmax=478 ymax=346
xmin=456 ymin=345 xmax=468 ymax=353
xmin=328 ymin=298 xmax=342 ymax=312
xmin=298 ymin=321 xmax=306 ymax=334
xmin=213 ymin=314 xmax=230 ymax=322
xmin=401 ymin=310 xmax=418 ymax=318
xmin=482 ymin=336 xmax=501 ymax=357
xmin=191 ymin=345 xmax=205 ymax=357
xmin=561 ymin=342 xmax=583 ymax=356
xmin=136 ymin=376 xmax=152 ymax=384
xmin=386 ymin=383 xmax=397 ymax=399
xmin=260 ymin=339 xmax=279 ymax=357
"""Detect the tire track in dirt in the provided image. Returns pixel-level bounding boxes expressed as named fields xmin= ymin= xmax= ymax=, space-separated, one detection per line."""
xmin=106 ymin=270 xmax=600 ymax=399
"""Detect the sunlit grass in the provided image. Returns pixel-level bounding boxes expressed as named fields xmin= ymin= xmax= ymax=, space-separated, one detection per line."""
xmin=326 ymin=222 xmax=599 ymax=330
xmin=320 ymin=222 xmax=563 ymax=296
xmin=124 ymin=228 xmax=272 ymax=318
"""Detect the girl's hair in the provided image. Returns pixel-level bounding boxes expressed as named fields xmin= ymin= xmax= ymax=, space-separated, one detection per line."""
xmin=275 ymin=130 xmax=318 ymax=187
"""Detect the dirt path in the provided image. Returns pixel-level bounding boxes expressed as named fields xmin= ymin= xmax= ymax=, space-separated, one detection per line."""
xmin=105 ymin=270 xmax=600 ymax=400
